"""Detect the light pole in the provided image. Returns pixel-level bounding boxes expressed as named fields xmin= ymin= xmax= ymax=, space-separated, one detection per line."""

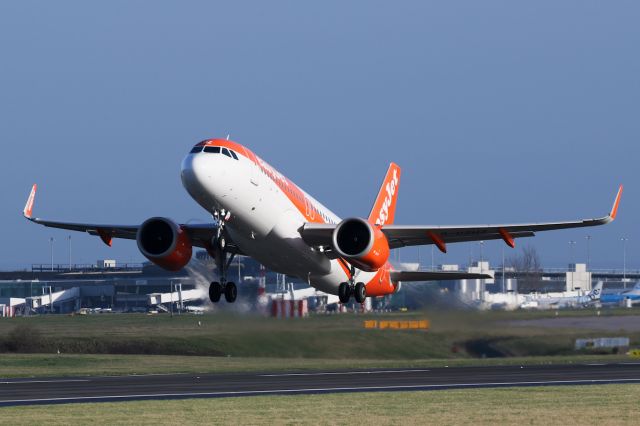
xmin=49 ymin=237 xmax=54 ymax=271
xmin=170 ymin=281 xmax=174 ymax=318
xmin=585 ymin=235 xmax=591 ymax=271
xmin=479 ymin=241 xmax=485 ymax=301
xmin=622 ymin=237 xmax=629 ymax=288
xmin=502 ymin=247 xmax=505 ymax=293
xmin=68 ymin=235 xmax=72 ymax=271
xmin=431 ymin=245 xmax=435 ymax=271
xmin=568 ymin=240 xmax=576 ymax=291
xmin=568 ymin=241 xmax=576 ymax=267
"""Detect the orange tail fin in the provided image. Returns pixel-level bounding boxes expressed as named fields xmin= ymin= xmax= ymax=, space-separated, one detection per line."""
xmin=368 ymin=163 xmax=401 ymax=226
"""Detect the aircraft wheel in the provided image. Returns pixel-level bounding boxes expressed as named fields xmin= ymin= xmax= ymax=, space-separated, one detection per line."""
xmin=354 ymin=282 xmax=366 ymax=304
xmin=209 ymin=282 xmax=222 ymax=303
xmin=224 ymin=282 xmax=237 ymax=303
xmin=338 ymin=282 xmax=351 ymax=303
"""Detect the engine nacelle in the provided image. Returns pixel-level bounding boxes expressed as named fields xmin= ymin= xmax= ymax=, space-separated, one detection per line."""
xmin=332 ymin=217 xmax=390 ymax=272
xmin=136 ymin=217 xmax=193 ymax=271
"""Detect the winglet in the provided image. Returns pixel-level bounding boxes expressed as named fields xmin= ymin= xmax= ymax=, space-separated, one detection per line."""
xmin=23 ymin=184 xmax=37 ymax=219
xmin=609 ymin=185 xmax=623 ymax=220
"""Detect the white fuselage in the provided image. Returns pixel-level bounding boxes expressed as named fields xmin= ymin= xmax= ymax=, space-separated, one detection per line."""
xmin=180 ymin=142 xmax=379 ymax=295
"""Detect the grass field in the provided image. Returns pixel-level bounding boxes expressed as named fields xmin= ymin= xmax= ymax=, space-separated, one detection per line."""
xmin=0 ymin=309 xmax=638 ymax=378
xmin=1 ymin=309 xmax=637 ymax=357
xmin=2 ymin=384 xmax=638 ymax=425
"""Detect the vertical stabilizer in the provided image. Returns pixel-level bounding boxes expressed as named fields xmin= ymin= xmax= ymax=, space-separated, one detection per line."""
xmin=368 ymin=163 xmax=401 ymax=226
xmin=590 ymin=281 xmax=603 ymax=300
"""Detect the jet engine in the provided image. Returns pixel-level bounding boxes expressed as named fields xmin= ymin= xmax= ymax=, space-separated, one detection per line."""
xmin=136 ymin=217 xmax=193 ymax=271
xmin=332 ymin=217 xmax=390 ymax=272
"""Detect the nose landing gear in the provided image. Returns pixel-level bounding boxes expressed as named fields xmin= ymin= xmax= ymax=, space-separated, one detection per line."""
xmin=224 ymin=282 xmax=237 ymax=303
xmin=208 ymin=209 xmax=238 ymax=304
xmin=209 ymin=282 xmax=223 ymax=303
xmin=209 ymin=280 xmax=237 ymax=303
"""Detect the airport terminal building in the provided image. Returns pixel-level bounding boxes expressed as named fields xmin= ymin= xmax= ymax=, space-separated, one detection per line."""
xmin=0 ymin=254 xmax=260 ymax=315
xmin=1 ymin=253 xmax=638 ymax=315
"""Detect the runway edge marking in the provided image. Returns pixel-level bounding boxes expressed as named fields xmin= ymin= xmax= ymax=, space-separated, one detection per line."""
xmin=2 ymin=378 xmax=640 ymax=407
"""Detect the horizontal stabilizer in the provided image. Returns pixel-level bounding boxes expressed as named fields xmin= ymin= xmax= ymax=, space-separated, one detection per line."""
xmin=390 ymin=271 xmax=492 ymax=282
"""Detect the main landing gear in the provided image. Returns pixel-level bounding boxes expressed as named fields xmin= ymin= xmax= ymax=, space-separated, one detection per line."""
xmin=338 ymin=265 xmax=366 ymax=304
xmin=209 ymin=280 xmax=237 ymax=303
xmin=208 ymin=209 xmax=237 ymax=304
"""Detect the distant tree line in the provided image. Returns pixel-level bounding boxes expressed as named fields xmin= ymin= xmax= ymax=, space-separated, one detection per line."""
xmin=508 ymin=245 xmax=543 ymax=292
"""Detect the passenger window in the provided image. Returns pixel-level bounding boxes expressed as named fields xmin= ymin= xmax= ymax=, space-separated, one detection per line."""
xmin=204 ymin=146 xmax=221 ymax=154
xmin=221 ymin=148 xmax=232 ymax=158
xmin=190 ymin=146 xmax=203 ymax=154
xmin=229 ymin=150 xmax=239 ymax=160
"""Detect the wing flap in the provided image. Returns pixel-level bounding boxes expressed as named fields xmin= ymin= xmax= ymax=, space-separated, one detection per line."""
xmin=385 ymin=230 xmax=535 ymax=250
xmin=390 ymin=271 xmax=492 ymax=282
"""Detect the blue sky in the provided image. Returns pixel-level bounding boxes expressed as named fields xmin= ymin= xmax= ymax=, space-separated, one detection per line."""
xmin=0 ymin=1 xmax=637 ymax=270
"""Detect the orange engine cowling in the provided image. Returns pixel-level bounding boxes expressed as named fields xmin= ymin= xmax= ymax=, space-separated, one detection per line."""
xmin=332 ymin=217 xmax=390 ymax=272
xmin=136 ymin=217 xmax=193 ymax=271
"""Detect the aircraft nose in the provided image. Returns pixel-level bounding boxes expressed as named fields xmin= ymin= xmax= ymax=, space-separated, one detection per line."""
xmin=181 ymin=151 xmax=216 ymax=197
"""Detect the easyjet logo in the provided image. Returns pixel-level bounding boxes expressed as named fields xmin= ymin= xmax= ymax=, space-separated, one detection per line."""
xmin=375 ymin=169 xmax=398 ymax=226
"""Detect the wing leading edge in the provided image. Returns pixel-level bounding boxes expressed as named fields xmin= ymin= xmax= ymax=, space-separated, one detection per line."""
xmin=300 ymin=185 xmax=623 ymax=252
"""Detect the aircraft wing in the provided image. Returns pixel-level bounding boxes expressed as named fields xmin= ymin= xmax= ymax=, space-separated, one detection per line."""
xmin=389 ymin=271 xmax=491 ymax=282
xmin=300 ymin=185 xmax=622 ymax=252
xmin=22 ymin=184 xmax=243 ymax=253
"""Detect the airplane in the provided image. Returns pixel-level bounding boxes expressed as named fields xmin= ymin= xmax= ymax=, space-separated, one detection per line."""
xmin=23 ymin=138 xmax=623 ymax=305
xmin=520 ymin=281 xmax=603 ymax=309
xmin=184 ymin=305 xmax=206 ymax=314
xmin=600 ymin=282 xmax=640 ymax=305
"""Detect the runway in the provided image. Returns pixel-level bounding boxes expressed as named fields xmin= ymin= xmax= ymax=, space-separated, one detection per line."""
xmin=1 ymin=363 xmax=640 ymax=406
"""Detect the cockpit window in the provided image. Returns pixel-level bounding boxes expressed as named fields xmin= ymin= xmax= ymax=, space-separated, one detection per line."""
xmin=200 ymin=145 xmax=239 ymax=160
xmin=190 ymin=146 xmax=203 ymax=154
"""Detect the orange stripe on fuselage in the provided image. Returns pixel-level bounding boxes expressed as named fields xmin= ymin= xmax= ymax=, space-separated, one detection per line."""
xmin=201 ymin=139 xmax=327 ymax=225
